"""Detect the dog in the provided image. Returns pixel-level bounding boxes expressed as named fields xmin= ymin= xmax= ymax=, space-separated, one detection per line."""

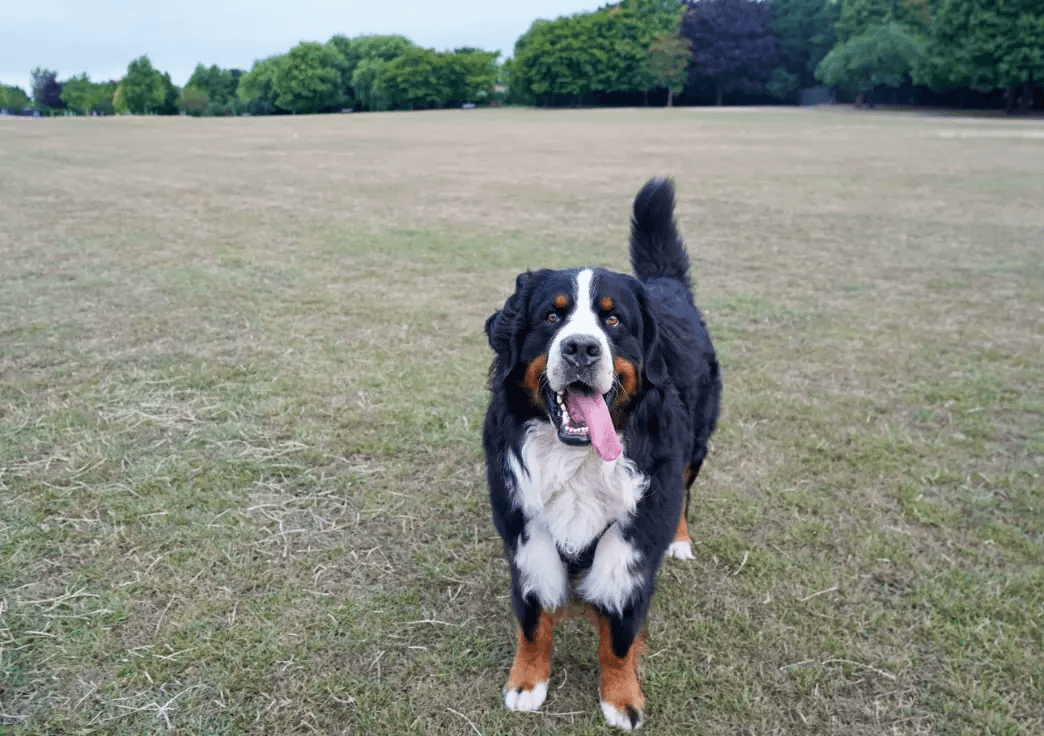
xmin=482 ymin=178 xmax=721 ymax=729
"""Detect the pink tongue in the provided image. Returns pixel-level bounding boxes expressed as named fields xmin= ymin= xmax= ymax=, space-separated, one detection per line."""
xmin=566 ymin=392 xmax=622 ymax=461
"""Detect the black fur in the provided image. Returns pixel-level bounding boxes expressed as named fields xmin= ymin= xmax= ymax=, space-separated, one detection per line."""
xmin=483 ymin=178 xmax=721 ymax=706
xmin=630 ymin=177 xmax=690 ymax=284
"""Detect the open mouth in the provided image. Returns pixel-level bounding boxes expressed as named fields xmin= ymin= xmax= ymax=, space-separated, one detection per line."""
xmin=542 ymin=380 xmax=622 ymax=461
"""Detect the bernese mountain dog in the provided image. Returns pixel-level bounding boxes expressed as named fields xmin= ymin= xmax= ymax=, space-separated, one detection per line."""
xmin=483 ymin=178 xmax=721 ymax=730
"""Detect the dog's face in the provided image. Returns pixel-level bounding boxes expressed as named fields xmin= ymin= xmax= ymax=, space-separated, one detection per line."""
xmin=486 ymin=267 xmax=665 ymax=459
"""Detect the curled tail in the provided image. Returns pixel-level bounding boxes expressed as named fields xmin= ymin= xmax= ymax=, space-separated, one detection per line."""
xmin=629 ymin=177 xmax=690 ymax=285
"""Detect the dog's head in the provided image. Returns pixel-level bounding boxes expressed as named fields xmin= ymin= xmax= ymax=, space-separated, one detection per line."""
xmin=486 ymin=267 xmax=666 ymax=460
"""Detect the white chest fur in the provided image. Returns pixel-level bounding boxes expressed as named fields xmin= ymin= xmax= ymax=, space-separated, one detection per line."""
xmin=507 ymin=420 xmax=648 ymax=557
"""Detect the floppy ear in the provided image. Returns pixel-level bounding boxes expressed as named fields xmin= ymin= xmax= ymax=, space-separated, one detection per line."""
xmin=485 ymin=271 xmax=533 ymax=375
xmin=637 ymin=288 xmax=669 ymax=388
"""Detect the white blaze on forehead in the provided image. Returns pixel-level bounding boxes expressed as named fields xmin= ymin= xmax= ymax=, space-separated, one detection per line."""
xmin=547 ymin=268 xmax=614 ymax=395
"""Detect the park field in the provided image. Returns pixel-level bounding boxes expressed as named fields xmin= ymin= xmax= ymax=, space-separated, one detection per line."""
xmin=1 ymin=107 xmax=1042 ymax=735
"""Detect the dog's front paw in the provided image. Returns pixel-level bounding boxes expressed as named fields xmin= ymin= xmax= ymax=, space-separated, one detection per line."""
xmin=600 ymin=699 xmax=644 ymax=730
xmin=503 ymin=680 xmax=548 ymax=712
xmin=665 ymin=540 xmax=694 ymax=560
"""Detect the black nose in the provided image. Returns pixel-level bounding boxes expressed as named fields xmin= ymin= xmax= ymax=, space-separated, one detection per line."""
xmin=561 ymin=335 xmax=602 ymax=368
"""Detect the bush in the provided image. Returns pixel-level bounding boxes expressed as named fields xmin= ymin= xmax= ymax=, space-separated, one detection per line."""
xmin=180 ymin=86 xmax=210 ymax=116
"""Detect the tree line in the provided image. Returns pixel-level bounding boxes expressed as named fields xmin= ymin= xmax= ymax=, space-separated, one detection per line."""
xmin=507 ymin=0 xmax=1042 ymax=109
xmin=2 ymin=35 xmax=499 ymax=117
xmin=2 ymin=0 xmax=1041 ymax=116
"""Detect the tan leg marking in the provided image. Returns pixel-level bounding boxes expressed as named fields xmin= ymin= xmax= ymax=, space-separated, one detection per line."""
xmin=673 ymin=513 xmax=690 ymax=544
xmin=667 ymin=466 xmax=695 ymax=560
xmin=504 ymin=611 xmax=556 ymax=711
xmin=597 ymin=614 xmax=647 ymax=730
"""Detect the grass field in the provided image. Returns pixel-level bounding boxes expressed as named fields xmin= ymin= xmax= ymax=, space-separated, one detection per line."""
xmin=1 ymin=107 xmax=1042 ymax=735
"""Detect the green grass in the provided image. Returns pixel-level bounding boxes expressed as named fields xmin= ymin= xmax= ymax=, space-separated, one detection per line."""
xmin=1 ymin=107 xmax=1042 ymax=734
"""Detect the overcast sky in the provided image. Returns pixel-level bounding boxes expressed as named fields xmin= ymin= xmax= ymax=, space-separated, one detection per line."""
xmin=2 ymin=1 xmax=602 ymax=94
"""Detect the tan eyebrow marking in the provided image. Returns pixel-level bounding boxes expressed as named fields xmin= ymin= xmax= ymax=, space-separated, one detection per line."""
xmin=600 ymin=296 xmax=614 ymax=311
xmin=553 ymin=294 xmax=569 ymax=309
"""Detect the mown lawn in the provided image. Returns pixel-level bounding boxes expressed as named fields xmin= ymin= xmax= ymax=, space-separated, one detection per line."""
xmin=1 ymin=107 xmax=1042 ymax=735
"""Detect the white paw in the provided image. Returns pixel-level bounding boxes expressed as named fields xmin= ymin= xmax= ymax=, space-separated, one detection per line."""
xmin=666 ymin=540 xmax=694 ymax=560
xmin=600 ymin=699 xmax=644 ymax=730
xmin=504 ymin=681 xmax=548 ymax=712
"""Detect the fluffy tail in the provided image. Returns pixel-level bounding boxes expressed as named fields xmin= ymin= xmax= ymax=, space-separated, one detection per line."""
xmin=629 ymin=177 xmax=690 ymax=284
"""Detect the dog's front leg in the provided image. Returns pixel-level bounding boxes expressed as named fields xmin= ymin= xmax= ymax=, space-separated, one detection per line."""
xmin=503 ymin=604 xmax=555 ymax=712
xmin=596 ymin=611 xmax=647 ymax=730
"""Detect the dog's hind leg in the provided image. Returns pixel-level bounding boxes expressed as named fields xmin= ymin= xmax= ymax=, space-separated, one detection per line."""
xmin=503 ymin=606 xmax=556 ymax=712
xmin=666 ymin=460 xmax=701 ymax=560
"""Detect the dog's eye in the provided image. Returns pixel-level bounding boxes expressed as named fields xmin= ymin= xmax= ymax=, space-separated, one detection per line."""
xmin=546 ymin=312 xmax=560 ymax=324
xmin=606 ymin=314 xmax=620 ymax=327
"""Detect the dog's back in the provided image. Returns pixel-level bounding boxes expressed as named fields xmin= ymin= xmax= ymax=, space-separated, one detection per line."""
xmin=630 ymin=177 xmax=721 ymax=473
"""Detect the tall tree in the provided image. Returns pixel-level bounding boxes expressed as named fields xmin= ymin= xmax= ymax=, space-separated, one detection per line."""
xmin=917 ymin=0 xmax=1044 ymax=110
xmin=351 ymin=58 xmax=390 ymax=110
xmin=237 ymin=55 xmax=282 ymax=114
xmin=59 ymin=74 xmax=117 ymax=115
xmin=341 ymin=35 xmax=417 ymax=110
xmin=510 ymin=0 xmax=681 ymax=105
xmin=815 ymin=22 xmax=925 ymax=105
xmin=272 ymin=42 xmax=345 ymax=114
xmin=767 ymin=0 xmax=840 ymax=100
xmin=681 ymin=0 xmax=779 ymax=105
xmin=116 ymin=55 xmax=178 ymax=114
xmin=327 ymin=34 xmax=415 ymax=107
xmin=30 ymin=67 xmax=64 ymax=109
xmin=153 ymin=71 xmax=179 ymax=115
xmin=59 ymin=73 xmax=95 ymax=114
xmin=185 ymin=63 xmax=243 ymax=112
xmin=646 ymin=32 xmax=693 ymax=105
xmin=0 ymin=85 xmax=33 ymax=111
xmin=834 ymin=0 xmax=933 ymax=44
xmin=371 ymin=47 xmax=500 ymax=110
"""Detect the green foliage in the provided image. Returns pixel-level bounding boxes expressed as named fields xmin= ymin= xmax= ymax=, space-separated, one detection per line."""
xmin=272 ymin=42 xmax=346 ymax=114
xmin=646 ymin=32 xmax=693 ymax=104
xmin=766 ymin=67 xmax=802 ymax=99
xmin=185 ymin=64 xmax=242 ymax=112
xmin=180 ymin=86 xmax=211 ymax=116
xmin=815 ymin=22 xmax=925 ymax=95
xmin=116 ymin=55 xmax=179 ymax=115
xmin=59 ymin=73 xmax=94 ymax=114
xmin=328 ymin=34 xmax=415 ymax=108
xmin=0 ymin=84 xmax=32 ymax=111
xmin=510 ymin=0 xmax=682 ymax=103
xmin=237 ymin=55 xmax=281 ymax=113
xmin=60 ymin=73 xmax=118 ymax=115
xmin=346 ymin=34 xmax=416 ymax=63
xmin=153 ymin=71 xmax=179 ymax=115
xmin=917 ymin=0 xmax=1044 ymax=92
xmin=237 ymin=33 xmax=498 ymax=115
xmin=767 ymin=0 xmax=840 ymax=98
xmin=351 ymin=57 xmax=389 ymax=111
xmin=372 ymin=47 xmax=499 ymax=110
xmin=834 ymin=0 xmax=933 ymax=44
xmin=457 ymin=49 xmax=500 ymax=103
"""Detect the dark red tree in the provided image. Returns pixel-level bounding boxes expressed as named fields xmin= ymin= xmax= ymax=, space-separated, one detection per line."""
xmin=30 ymin=67 xmax=65 ymax=109
xmin=681 ymin=0 xmax=779 ymax=105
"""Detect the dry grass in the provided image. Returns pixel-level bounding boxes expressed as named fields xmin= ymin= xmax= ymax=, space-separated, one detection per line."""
xmin=1 ymin=107 xmax=1042 ymax=735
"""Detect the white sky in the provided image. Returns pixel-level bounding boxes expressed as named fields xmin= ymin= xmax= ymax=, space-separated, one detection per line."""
xmin=1 ymin=1 xmax=602 ymax=94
